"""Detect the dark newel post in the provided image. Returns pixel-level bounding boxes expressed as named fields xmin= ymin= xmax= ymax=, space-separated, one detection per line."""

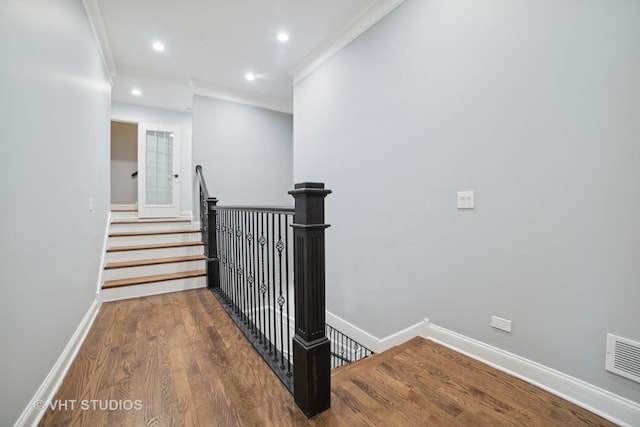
xmin=205 ymin=197 xmax=220 ymax=289
xmin=289 ymin=182 xmax=332 ymax=418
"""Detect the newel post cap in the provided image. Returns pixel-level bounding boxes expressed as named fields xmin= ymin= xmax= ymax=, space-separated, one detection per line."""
xmin=288 ymin=182 xmax=332 ymax=197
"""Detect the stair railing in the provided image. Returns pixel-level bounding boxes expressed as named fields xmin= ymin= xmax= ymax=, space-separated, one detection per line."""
xmin=195 ymin=165 xmax=331 ymax=418
xmin=326 ymin=324 xmax=374 ymax=368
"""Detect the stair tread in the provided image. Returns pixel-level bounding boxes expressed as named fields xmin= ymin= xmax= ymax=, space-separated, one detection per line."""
xmin=109 ymin=229 xmax=200 ymax=237
xmin=107 ymin=241 xmax=204 ymax=252
xmin=105 ymin=255 xmax=206 ymax=270
xmin=111 ymin=218 xmax=190 ymax=224
xmin=102 ymin=269 xmax=206 ymax=289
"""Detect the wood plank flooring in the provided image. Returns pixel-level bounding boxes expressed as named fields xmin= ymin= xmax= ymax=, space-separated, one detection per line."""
xmin=40 ymin=289 xmax=615 ymax=426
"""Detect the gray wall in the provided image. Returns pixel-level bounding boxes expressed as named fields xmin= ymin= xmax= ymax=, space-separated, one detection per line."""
xmin=111 ymin=121 xmax=137 ymax=204
xmin=111 ymin=101 xmax=193 ymax=214
xmin=192 ymin=95 xmax=293 ymax=211
xmin=294 ymin=0 xmax=640 ymax=404
xmin=0 ymin=0 xmax=111 ymax=424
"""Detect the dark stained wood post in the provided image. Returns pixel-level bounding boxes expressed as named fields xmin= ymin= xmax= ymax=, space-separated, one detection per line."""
xmin=289 ymin=182 xmax=332 ymax=418
xmin=205 ymin=197 xmax=220 ymax=289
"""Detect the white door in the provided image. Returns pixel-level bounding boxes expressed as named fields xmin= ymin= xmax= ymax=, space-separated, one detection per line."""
xmin=138 ymin=123 xmax=180 ymax=218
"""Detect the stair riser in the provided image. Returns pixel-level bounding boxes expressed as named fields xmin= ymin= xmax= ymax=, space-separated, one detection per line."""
xmin=105 ymin=245 xmax=204 ymax=263
xmin=108 ymin=232 xmax=201 ymax=247
xmin=110 ymin=211 xmax=139 ymax=220
xmin=103 ymin=260 xmax=206 ymax=281
xmin=110 ymin=222 xmax=196 ymax=233
xmin=100 ymin=276 xmax=206 ymax=302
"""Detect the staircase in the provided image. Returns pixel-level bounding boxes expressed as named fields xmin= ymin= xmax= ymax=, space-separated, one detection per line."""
xmin=100 ymin=207 xmax=206 ymax=302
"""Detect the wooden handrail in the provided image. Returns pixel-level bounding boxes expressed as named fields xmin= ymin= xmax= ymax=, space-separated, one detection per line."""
xmin=195 ymin=165 xmax=209 ymax=200
xmin=211 ymin=205 xmax=294 ymax=214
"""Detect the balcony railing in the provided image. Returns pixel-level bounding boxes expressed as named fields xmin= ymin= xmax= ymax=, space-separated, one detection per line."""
xmin=326 ymin=324 xmax=374 ymax=369
xmin=196 ymin=165 xmax=332 ymax=417
xmin=214 ymin=206 xmax=295 ymax=389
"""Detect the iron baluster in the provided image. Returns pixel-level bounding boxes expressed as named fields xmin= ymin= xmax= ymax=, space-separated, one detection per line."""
xmin=285 ymin=214 xmax=292 ymax=376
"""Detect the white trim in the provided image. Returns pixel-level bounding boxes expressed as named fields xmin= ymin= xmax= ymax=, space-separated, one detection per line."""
xmin=426 ymin=324 xmax=640 ymax=427
xmin=99 ymin=277 xmax=206 ymax=302
xmin=95 ymin=211 xmax=111 ymax=294
xmin=110 ymin=203 xmax=137 ymax=211
xmin=325 ymin=311 xmax=428 ymax=354
xmin=179 ymin=211 xmax=193 ymax=221
xmin=192 ymin=81 xmax=293 ymax=114
xmin=14 ymin=299 xmax=102 ymax=427
xmin=81 ymin=0 xmax=117 ymax=82
xmin=290 ymin=0 xmax=405 ymax=86
xmin=324 ymin=312 xmax=640 ymax=425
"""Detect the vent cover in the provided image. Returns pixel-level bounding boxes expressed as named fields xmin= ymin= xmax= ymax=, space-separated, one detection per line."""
xmin=605 ymin=334 xmax=640 ymax=384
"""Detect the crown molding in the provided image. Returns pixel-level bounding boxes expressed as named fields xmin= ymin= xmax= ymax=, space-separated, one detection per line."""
xmin=191 ymin=80 xmax=293 ymax=114
xmin=82 ymin=0 xmax=117 ymax=83
xmin=290 ymin=0 xmax=405 ymax=86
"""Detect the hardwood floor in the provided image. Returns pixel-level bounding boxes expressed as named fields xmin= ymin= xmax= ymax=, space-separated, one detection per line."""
xmin=40 ymin=289 xmax=615 ymax=426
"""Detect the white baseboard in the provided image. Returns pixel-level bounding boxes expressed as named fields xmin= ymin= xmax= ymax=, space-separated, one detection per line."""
xmin=426 ymin=323 xmax=640 ymax=427
xmin=324 ymin=312 xmax=640 ymax=426
xmin=100 ymin=277 xmax=206 ymax=302
xmin=325 ymin=311 xmax=429 ymax=354
xmin=179 ymin=211 xmax=193 ymax=221
xmin=95 ymin=211 xmax=111 ymax=294
xmin=14 ymin=298 xmax=102 ymax=427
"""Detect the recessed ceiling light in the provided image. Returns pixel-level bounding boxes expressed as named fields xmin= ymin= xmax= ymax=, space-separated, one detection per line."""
xmin=245 ymin=72 xmax=255 ymax=82
xmin=277 ymin=32 xmax=289 ymax=42
xmin=131 ymin=88 xmax=141 ymax=96
xmin=152 ymin=42 xmax=165 ymax=52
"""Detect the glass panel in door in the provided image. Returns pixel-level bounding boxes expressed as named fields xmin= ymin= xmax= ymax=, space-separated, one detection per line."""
xmin=145 ymin=130 xmax=174 ymax=205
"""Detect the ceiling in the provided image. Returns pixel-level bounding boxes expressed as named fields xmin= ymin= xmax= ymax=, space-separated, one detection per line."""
xmin=93 ymin=0 xmax=403 ymax=113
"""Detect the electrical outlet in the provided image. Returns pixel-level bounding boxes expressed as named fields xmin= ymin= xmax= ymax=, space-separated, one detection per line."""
xmin=491 ymin=315 xmax=512 ymax=333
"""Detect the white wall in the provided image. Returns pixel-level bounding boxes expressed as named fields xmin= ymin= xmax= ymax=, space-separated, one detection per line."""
xmin=111 ymin=101 xmax=193 ymax=215
xmin=0 ymin=0 xmax=111 ymax=424
xmin=111 ymin=121 xmax=137 ymax=204
xmin=192 ymin=95 xmax=293 ymax=210
xmin=294 ymin=0 xmax=640 ymax=405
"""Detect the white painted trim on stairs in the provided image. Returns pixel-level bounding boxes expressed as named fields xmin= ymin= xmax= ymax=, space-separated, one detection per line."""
xmin=109 ymin=207 xmax=191 ymax=219
xmin=325 ymin=311 xmax=428 ymax=354
xmin=99 ymin=277 xmax=206 ymax=302
xmin=81 ymin=0 xmax=116 ymax=81
xmin=290 ymin=0 xmax=405 ymax=86
xmin=13 ymin=298 xmax=102 ymax=427
xmin=95 ymin=211 xmax=111 ymax=294
xmin=110 ymin=203 xmax=137 ymax=211
xmin=179 ymin=211 xmax=193 ymax=221
xmin=426 ymin=324 xmax=640 ymax=427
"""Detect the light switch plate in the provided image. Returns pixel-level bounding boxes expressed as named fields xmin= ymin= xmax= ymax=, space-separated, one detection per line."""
xmin=457 ymin=191 xmax=474 ymax=209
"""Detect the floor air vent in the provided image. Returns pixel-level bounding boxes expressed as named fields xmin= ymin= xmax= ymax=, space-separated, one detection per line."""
xmin=605 ymin=334 xmax=640 ymax=384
